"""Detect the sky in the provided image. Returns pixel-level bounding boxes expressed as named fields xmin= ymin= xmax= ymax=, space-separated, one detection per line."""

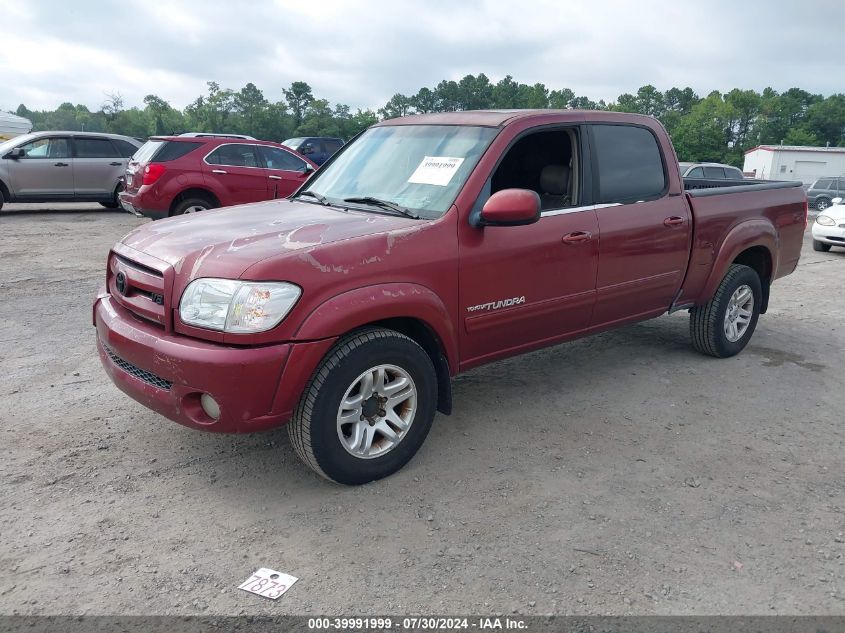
xmin=0 ymin=0 xmax=842 ymax=113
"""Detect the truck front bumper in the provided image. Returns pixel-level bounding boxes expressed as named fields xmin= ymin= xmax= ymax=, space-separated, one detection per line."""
xmin=95 ymin=294 xmax=293 ymax=433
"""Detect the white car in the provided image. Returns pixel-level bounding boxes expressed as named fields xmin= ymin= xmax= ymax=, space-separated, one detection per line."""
xmin=812 ymin=196 xmax=845 ymax=252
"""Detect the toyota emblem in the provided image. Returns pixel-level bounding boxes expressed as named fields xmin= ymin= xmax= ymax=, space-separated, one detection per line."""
xmin=115 ymin=271 xmax=127 ymax=295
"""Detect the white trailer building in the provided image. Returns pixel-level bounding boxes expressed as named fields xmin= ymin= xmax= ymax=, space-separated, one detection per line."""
xmin=743 ymin=145 xmax=845 ymax=184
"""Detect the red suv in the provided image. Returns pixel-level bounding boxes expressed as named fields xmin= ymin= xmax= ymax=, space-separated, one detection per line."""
xmin=119 ymin=135 xmax=317 ymax=219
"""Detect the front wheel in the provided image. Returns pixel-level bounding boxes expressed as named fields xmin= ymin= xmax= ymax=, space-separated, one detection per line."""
xmin=813 ymin=240 xmax=832 ymax=252
xmin=816 ymin=197 xmax=831 ymax=211
xmin=690 ymin=264 xmax=762 ymax=358
xmin=288 ymin=328 xmax=438 ymax=485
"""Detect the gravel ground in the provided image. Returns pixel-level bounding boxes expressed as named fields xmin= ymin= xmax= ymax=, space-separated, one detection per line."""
xmin=1 ymin=203 xmax=843 ymax=616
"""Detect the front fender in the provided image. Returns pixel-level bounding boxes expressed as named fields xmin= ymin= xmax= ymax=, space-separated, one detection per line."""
xmin=696 ymin=219 xmax=777 ymax=305
xmin=293 ymin=282 xmax=458 ymax=372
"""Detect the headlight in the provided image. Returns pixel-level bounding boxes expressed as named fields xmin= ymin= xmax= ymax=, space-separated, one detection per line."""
xmin=816 ymin=215 xmax=835 ymax=226
xmin=179 ymin=278 xmax=301 ymax=333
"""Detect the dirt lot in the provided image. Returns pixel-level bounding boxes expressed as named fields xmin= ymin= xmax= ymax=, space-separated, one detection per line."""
xmin=1 ymin=203 xmax=843 ymax=616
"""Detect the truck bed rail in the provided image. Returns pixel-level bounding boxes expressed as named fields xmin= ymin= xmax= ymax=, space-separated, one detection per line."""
xmin=685 ymin=178 xmax=804 ymax=197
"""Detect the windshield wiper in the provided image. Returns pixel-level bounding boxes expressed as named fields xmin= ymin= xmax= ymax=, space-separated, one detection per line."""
xmin=296 ymin=190 xmax=330 ymax=205
xmin=342 ymin=196 xmax=420 ymax=219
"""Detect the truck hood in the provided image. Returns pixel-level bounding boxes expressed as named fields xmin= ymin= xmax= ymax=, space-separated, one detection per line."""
xmin=120 ymin=198 xmax=419 ymax=279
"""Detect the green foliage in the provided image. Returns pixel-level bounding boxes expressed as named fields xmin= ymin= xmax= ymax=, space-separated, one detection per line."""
xmin=13 ymin=77 xmax=845 ymax=161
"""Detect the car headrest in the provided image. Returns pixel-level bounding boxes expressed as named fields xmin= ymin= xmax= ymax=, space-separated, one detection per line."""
xmin=540 ymin=164 xmax=570 ymax=195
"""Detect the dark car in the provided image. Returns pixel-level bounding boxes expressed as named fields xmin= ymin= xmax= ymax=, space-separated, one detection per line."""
xmin=806 ymin=176 xmax=845 ymax=211
xmin=119 ymin=135 xmax=317 ymax=219
xmin=281 ymin=137 xmax=344 ymax=166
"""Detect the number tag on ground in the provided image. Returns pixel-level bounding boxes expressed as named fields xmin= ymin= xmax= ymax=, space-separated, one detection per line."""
xmin=237 ymin=568 xmax=298 ymax=600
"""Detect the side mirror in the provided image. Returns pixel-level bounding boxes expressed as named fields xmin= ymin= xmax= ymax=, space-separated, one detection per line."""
xmin=832 ymin=197 xmax=843 ymax=205
xmin=3 ymin=148 xmax=24 ymax=159
xmin=478 ymin=189 xmax=541 ymax=227
xmin=301 ymin=163 xmax=315 ymax=175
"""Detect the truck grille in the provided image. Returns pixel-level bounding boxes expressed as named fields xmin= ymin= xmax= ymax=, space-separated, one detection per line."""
xmin=109 ymin=251 xmax=169 ymax=329
xmin=103 ymin=344 xmax=172 ymax=391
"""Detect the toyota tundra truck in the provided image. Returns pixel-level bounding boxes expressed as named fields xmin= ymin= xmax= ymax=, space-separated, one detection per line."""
xmin=94 ymin=110 xmax=807 ymax=485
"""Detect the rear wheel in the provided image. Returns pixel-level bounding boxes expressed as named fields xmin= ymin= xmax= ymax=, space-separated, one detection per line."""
xmin=816 ymin=197 xmax=831 ymax=211
xmin=288 ymin=327 xmax=438 ymax=485
xmin=690 ymin=264 xmax=762 ymax=358
xmin=171 ymin=196 xmax=215 ymax=216
xmin=813 ymin=240 xmax=832 ymax=252
xmin=100 ymin=182 xmax=123 ymax=209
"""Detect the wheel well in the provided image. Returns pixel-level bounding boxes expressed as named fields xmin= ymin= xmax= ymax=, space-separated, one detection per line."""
xmin=169 ymin=188 xmax=219 ymax=215
xmin=733 ymin=246 xmax=772 ymax=313
xmin=369 ymin=317 xmax=452 ymax=415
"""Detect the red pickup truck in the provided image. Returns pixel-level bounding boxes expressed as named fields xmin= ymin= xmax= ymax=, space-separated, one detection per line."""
xmin=94 ymin=110 xmax=806 ymax=485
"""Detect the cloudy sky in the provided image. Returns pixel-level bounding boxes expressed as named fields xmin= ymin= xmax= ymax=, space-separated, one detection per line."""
xmin=0 ymin=0 xmax=842 ymax=113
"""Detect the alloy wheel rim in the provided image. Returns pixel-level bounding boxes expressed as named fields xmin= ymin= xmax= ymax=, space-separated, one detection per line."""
xmin=817 ymin=199 xmax=829 ymax=211
xmin=183 ymin=205 xmax=207 ymax=214
xmin=724 ymin=284 xmax=754 ymax=342
xmin=336 ymin=364 xmax=417 ymax=459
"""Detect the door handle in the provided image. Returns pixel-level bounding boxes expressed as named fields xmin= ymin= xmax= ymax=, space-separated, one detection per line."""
xmin=212 ymin=169 xmax=228 ymax=174
xmin=663 ymin=216 xmax=685 ymax=227
xmin=54 ymin=162 xmax=69 ymax=167
xmin=562 ymin=231 xmax=592 ymax=244
xmin=110 ymin=161 xmax=122 ymax=166
xmin=268 ymin=175 xmax=282 ymax=180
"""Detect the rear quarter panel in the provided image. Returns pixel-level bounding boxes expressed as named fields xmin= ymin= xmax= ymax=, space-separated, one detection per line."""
xmin=677 ymin=185 xmax=806 ymax=306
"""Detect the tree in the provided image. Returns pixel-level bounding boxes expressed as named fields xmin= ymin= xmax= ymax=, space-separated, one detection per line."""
xmin=283 ymin=81 xmax=314 ymax=127
xmin=102 ymin=92 xmax=124 ymax=123
xmin=234 ymin=82 xmax=268 ymax=133
xmin=410 ymin=87 xmax=437 ymax=113
xmin=492 ymin=75 xmax=521 ymax=108
xmin=548 ymin=88 xmax=575 ymax=109
xmin=379 ymin=93 xmax=412 ymax=119
xmin=143 ymin=94 xmax=182 ymax=135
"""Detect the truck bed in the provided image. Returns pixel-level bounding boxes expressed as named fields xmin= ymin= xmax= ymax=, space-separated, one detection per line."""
xmin=675 ymin=177 xmax=807 ymax=308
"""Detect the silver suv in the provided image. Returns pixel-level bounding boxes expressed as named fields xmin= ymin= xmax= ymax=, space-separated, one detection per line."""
xmin=0 ymin=131 xmax=142 ymax=211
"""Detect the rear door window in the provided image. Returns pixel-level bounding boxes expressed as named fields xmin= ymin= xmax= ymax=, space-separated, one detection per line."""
xmin=113 ymin=139 xmax=140 ymax=158
xmin=591 ymin=124 xmax=666 ymax=203
xmin=703 ymin=166 xmax=726 ymax=179
xmin=259 ymin=145 xmax=307 ymax=171
xmin=75 ymin=138 xmax=120 ymax=158
xmin=323 ymin=139 xmax=343 ymax=154
xmin=206 ymin=144 xmax=260 ymax=167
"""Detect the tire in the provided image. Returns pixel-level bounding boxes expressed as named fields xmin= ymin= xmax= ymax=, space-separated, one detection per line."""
xmin=0 ymin=188 xmax=4 ymax=212
xmin=171 ymin=196 xmax=215 ymax=216
xmin=813 ymin=240 xmax=832 ymax=252
xmin=816 ymin=197 xmax=831 ymax=211
xmin=690 ymin=264 xmax=762 ymax=358
xmin=289 ymin=327 xmax=438 ymax=485
xmin=100 ymin=182 xmax=123 ymax=209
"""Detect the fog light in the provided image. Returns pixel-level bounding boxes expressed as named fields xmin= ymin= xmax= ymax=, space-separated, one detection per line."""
xmin=200 ymin=393 xmax=220 ymax=420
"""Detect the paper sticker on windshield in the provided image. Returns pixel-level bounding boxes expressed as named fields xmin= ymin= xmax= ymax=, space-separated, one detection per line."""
xmin=408 ymin=156 xmax=465 ymax=186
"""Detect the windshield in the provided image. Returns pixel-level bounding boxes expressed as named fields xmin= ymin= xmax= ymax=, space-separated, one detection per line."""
xmin=0 ymin=133 xmax=34 ymax=154
xmin=298 ymin=124 xmax=498 ymax=219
